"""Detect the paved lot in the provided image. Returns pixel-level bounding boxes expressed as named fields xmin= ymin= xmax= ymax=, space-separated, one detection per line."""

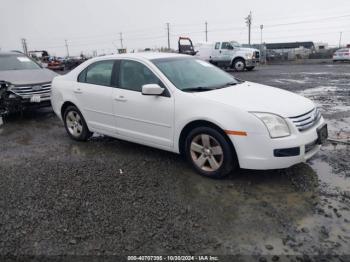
xmin=0 ymin=63 xmax=349 ymax=260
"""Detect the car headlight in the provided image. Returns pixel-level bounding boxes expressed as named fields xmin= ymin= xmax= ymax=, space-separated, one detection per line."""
xmin=0 ymin=81 xmax=13 ymax=91
xmin=252 ymin=112 xmax=291 ymax=138
xmin=245 ymin=53 xmax=252 ymax=59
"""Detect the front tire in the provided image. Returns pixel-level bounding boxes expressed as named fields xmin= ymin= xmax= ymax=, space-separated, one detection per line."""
xmin=232 ymin=58 xmax=246 ymax=72
xmin=63 ymin=105 xmax=92 ymax=141
xmin=185 ymin=127 xmax=237 ymax=178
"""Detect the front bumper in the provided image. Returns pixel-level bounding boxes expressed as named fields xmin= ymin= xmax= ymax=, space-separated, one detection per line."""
xmin=231 ymin=117 xmax=325 ymax=170
xmin=0 ymin=93 xmax=51 ymax=115
xmin=246 ymin=59 xmax=259 ymax=67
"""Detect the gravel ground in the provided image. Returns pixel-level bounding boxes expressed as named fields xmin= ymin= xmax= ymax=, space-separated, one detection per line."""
xmin=0 ymin=63 xmax=349 ymax=261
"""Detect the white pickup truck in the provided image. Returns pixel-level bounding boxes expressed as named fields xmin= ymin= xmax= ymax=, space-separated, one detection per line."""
xmin=195 ymin=41 xmax=260 ymax=71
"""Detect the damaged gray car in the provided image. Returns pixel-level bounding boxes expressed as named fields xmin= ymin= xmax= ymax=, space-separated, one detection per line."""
xmin=0 ymin=51 xmax=57 ymax=116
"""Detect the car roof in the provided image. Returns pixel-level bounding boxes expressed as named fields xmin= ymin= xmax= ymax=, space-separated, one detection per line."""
xmin=101 ymin=52 xmax=189 ymax=61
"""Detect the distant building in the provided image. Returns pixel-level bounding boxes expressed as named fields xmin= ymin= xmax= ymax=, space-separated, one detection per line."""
xmin=314 ymin=42 xmax=329 ymax=52
xmin=265 ymin=42 xmax=315 ymax=61
xmin=118 ymin=48 xmax=127 ymax=54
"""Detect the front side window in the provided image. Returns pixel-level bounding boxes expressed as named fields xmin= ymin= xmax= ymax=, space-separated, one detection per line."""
xmin=80 ymin=60 xmax=114 ymax=86
xmin=119 ymin=60 xmax=160 ymax=92
xmin=221 ymin=42 xmax=233 ymax=50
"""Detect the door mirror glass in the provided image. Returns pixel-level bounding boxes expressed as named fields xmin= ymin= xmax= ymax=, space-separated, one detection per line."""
xmin=142 ymin=84 xmax=164 ymax=96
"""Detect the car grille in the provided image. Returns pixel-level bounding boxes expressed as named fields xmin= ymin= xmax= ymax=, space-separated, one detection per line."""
xmin=254 ymin=51 xmax=260 ymax=59
xmin=289 ymin=108 xmax=321 ymax=132
xmin=10 ymin=83 xmax=51 ymax=99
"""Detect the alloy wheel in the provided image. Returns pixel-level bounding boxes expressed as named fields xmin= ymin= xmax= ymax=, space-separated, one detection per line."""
xmin=66 ymin=111 xmax=83 ymax=138
xmin=190 ymin=134 xmax=224 ymax=172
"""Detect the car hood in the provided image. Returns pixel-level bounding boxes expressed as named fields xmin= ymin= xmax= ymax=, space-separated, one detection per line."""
xmin=0 ymin=69 xmax=58 ymax=86
xmin=193 ymin=81 xmax=314 ymax=118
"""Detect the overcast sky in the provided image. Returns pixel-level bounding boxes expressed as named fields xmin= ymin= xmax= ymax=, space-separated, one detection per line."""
xmin=1 ymin=0 xmax=349 ymax=56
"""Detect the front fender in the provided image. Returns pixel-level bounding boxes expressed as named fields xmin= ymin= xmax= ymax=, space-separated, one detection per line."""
xmin=173 ymin=92 xmax=268 ymax=153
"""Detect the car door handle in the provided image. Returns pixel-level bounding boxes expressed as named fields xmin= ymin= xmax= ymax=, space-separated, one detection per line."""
xmin=114 ymin=95 xmax=127 ymax=102
xmin=74 ymin=88 xmax=82 ymax=94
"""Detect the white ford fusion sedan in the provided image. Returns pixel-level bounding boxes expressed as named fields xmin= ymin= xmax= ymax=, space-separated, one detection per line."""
xmin=51 ymin=53 xmax=328 ymax=178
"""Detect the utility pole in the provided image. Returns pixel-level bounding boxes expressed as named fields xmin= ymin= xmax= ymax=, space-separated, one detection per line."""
xmin=245 ymin=11 xmax=252 ymax=46
xmin=166 ymin=23 xmax=170 ymax=50
xmin=65 ymin=39 xmax=70 ymax=57
xmin=339 ymin=32 xmax=343 ymax=48
xmin=21 ymin=38 xmax=28 ymax=55
xmin=119 ymin=32 xmax=124 ymax=49
xmin=260 ymin=24 xmax=264 ymax=62
xmin=205 ymin=21 xmax=208 ymax=42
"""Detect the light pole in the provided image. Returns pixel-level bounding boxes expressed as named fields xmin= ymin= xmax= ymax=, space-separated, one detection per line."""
xmin=339 ymin=32 xmax=343 ymax=48
xmin=65 ymin=39 xmax=69 ymax=57
xmin=166 ymin=23 xmax=170 ymax=50
xmin=119 ymin=32 xmax=124 ymax=49
xmin=260 ymin=24 xmax=264 ymax=63
xmin=205 ymin=21 xmax=208 ymax=42
xmin=245 ymin=11 xmax=252 ymax=46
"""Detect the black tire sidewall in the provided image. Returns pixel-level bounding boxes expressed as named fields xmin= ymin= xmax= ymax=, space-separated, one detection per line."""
xmin=185 ymin=127 xmax=235 ymax=178
xmin=63 ymin=106 xmax=91 ymax=141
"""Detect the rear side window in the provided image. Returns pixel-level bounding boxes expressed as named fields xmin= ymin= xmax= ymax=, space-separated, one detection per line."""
xmin=215 ymin=42 xmax=220 ymax=49
xmin=119 ymin=60 xmax=161 ymax=92
xmin=79 ymin=60 xmax=114 ymax=86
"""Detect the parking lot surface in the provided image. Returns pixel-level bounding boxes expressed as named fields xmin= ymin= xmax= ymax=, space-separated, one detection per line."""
xmin=0 ymin=63 xmax=349 ymax=259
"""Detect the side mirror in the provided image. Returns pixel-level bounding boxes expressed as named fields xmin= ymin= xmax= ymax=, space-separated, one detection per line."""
xmin=141 ymin=84 xmax=164 ymax=96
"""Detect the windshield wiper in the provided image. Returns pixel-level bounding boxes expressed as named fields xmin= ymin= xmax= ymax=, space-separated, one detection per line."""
xmin=182 ymin=86 xmax=215 ymax=92
xmin=215 ymin=81 xmax=238 ymax=89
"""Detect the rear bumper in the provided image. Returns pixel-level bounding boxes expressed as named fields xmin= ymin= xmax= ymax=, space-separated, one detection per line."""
xmin=231 ymin=117 xmax=325 ymax=170
xmin=333 ymin=57 xmax=350 ymax=61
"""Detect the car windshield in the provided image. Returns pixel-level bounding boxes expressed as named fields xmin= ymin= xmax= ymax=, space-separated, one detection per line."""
xmin=152 ymin=57 xmax=239 ymax=91
xmin=0 ymin=54 xmax=41 ymax=71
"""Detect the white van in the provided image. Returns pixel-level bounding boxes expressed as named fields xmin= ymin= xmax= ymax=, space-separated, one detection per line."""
xmin=195 ymin=41 xmax=260 ymax=71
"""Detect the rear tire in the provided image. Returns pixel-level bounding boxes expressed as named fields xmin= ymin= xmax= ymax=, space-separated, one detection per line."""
xmin=232 ymin=58 xmax=246 ymax=72
xmin=63 ymin=105 xmax=92 ymax=141
xmin=185 ymin=126 xmax=237 ymax=178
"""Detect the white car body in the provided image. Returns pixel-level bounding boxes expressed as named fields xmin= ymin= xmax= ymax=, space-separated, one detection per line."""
xmin=51 ymin=53 xmax=326 ymax=171
xmin=333 ymin=48 xmax=350 ymax=61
